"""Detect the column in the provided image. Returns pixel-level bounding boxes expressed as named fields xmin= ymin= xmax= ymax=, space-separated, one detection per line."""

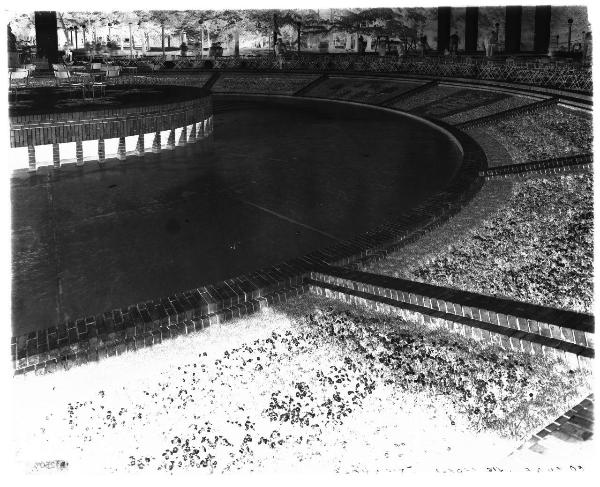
xmin=188 ymin=123 xmax=197 ymax=144
xmin=75 ymin=139 xmax=83 ymax=166
xmin=437 ymin=7 xmax=451 ymax=52
xmin=505 ymin=6 xmax=523 ymax=54
xmin=166 ymin=129 xmax=176 ymax=150
xmin=465 ymin=7 xmax=479 ymax=52
xmin=197 ymin=121 xmax=204 ymax=140
xmin=534 ymin=6 xmax=552 ymax=54
xmin=152 ymin=131 xmax=161 ymax=153
xmin=135 ymin=133 xmax=144 ymax=155
xmin=98 ymin=138 xmax=105 ymax=164
xmin=178 ymin=126 xmax=187 ymax=146
xmin=117 ymin=136 xmax=126 ymax=160
xmin=52 ymin=143 xmax=60 ymax=169
xmin=27 ymin=144 xmax=36 ymax=173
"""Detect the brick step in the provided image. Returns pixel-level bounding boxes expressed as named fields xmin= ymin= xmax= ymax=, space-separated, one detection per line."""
xmin=294 ymin=74 xmax=329 ymax=96
xmin=482 ymin=153 xmax=593 ymax=179
xmin=456 ymin=96 xmax=559 ymax=129
xmin=13 ymin=283 xmax=309 ymax=376
xmin=307 ymin=278 xmax=593 ymax=370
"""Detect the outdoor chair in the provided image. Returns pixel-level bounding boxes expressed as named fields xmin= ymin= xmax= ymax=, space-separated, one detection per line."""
xmin=54 ymin=70 xmax=86 ymax=97
xmin=90 ymin=62 xmax=102 ymax=71
xmin=103 ymin=67 xmax=121 ymax=85
xmin=9 ymin=69 xmax=30 ymax=101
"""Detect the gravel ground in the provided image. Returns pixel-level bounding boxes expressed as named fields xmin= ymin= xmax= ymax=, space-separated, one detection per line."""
xmin=11 ymin=296 xmax=591 ymax=475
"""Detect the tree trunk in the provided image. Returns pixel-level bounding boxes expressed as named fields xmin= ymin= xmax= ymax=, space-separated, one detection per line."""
xmin=297 ymin=23 xmax=301 ymax=52
xmin=161 ymin=24 xmax=165 ymax=58
xmin=234 ymin=28 xmax=239 ymax=56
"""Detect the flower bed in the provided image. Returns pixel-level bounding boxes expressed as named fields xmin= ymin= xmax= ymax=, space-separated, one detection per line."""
xmin=12 ymin=295 xmax=591 ymax=474
xmin=365 ymin=174 xmax=593 ymax=313
xmin=485 ymin=107 xmax=593 ymax=164
xmin=443 ymin=95 xmax=535 ymax=124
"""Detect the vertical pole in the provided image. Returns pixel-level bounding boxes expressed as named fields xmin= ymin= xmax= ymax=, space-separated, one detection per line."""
xmin=129 ymin=23 xmax=133 ymax=59
xmin=567 ymin=19 xmax=573 ymax=52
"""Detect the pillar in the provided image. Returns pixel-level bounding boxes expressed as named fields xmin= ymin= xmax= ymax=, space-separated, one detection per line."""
xmin=135 ymin=133 xmax=144 ymax=155
xmin=98 ymin=138 xmax=105 ymax=164
xmin=27 ymin=144 xmax=36 ymax=172
xmin=75 ymin=139 xmax=83 ymax=166
xmin=197 ymin=121 xmax=204 ymax=140
xmin=117 ymin=136 xmax=126 ymax=160
xmin=34 ymin=11 xmax=59 ymax=67
xmin=534 ymin=6 xmax=552 ymax=54
xmin=178 ymin=126 xmax=187 ymax=146
xmin=505 ymin=6 xmax=523 ymax=54
xmin=188 ymin=123 xmax=197 ymax=144
xmin=152 ymin=132 xmax=161 ymax=153
xmin=52 ymin=143 xmax=60 ymax=169
xmin=167 ymin=129 xmax=176 ymax=150
xmin=437 ymin=7 xmax=451 ymax=52
xmin=465 ymin=7 xmax=479 ymax=52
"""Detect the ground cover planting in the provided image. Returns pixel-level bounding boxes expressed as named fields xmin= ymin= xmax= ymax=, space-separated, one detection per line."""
xmin=364 ymin=174 xmax=593 ymax=313
xmin=389 ymin=85 xmax=463 ymax=111
xmin=485 ymin=107 xmax=593 ymax=163
xmin=12 ymin=295 xmax=591 ymax=474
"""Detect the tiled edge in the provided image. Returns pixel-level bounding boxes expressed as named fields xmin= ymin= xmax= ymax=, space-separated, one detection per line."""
xmin=12 ymin=278 xmax=311 ymax=376
xmin=512 ymin=394 xmax=594 ymax=455
xmin=483 ymin=153 xmax=593 ymax=179
xmin=306 ymin=273 xmax=594 ymax=371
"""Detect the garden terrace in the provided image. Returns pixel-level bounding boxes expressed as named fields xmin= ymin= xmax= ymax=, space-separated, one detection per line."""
xmin=475 ymin=106 xmax=593 ymax=165
xmin=362 ymin=174 xmax=593 ymax=314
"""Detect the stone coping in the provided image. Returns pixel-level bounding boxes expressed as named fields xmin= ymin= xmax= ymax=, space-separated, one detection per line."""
xmin=483 ymin=153 xmax=593 ymax=179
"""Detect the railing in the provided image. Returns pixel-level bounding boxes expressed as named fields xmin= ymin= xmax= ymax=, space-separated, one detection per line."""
xmin=101 ymin=53 xmax=592 ymax=94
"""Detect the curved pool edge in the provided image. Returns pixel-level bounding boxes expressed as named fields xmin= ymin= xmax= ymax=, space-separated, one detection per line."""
xmin=11 ymin=84 xmax=489 ymax=376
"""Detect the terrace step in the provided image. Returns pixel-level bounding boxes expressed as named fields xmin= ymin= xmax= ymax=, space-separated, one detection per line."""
xmin=294 ymin=74 xmax=329 ymax=96
xmin=12 ymin=282 xmax=310 ymax=376
xmin=455 ymin=96 xmax=560 ymax=129
xmin=512 ymin=393 xmax=594 ymax=458
xmin=204 ymin=71 xmax=222 ymax=91
xmin=482 ymin=153 xmax=593 ymax=179
xmin=380 ymin=80 xmax=438 ymax=107
xmin=307 ymin=265 xmax=594 ymax=368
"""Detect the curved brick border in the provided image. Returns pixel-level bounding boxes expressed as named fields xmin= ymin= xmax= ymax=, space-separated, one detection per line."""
xmin=10 ymin=72 xmax=592 ymax=375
